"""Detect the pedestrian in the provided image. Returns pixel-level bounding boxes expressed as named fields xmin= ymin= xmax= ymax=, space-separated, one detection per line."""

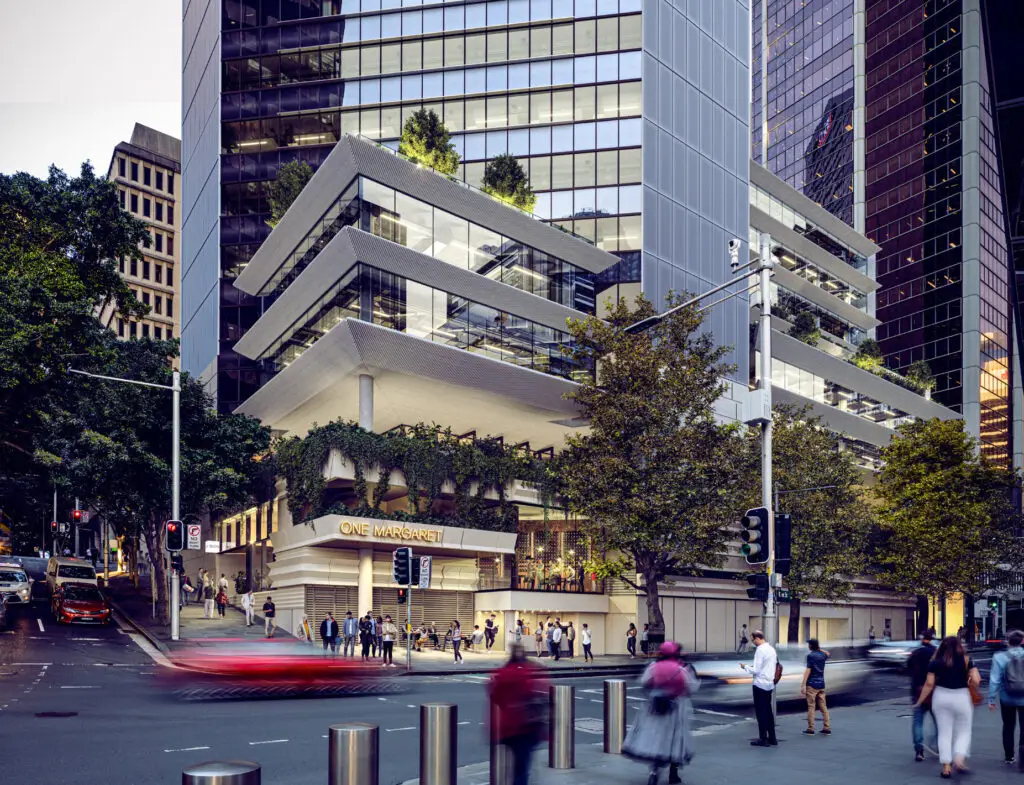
xmin=485 ymin=614 xmax=496 ymax=650
xmin=627 ymin=623 xmax=638 ymax=658
xmin=343 ymin=611 xmax=357 ymax=656
xmin=582 ymin=623 xmax=594 ymax=662
xmin=488 ymin=643 xmax=548 ymax=785
xmin=452 ymin=620 xmax=463 ymax=664
xmin=566 ymin=621 xmax=576 ymax=658
xmin=737 ymin=624 xmax=749 ymax=654
xmin=623 ymin=641 xmax=695 ymax=785
xmin=429 ymin=623 xmax=440 ymax=649
xmin=215 ymin=587 xmax=228 ymax=617
xmin=988 ymin=628 xmax=1024 ymax=768
xmin=382 ymin=615 xmax=398 ymax=666
xmin=218 ymin=573 xmax=229 ymax=592
xmin=641 ymin=623 xmax=651 ymax=657
xmin=909 ymin=631 xmax=938 ymax=761
xmin=359 ymin=614 xmax=373 ymax=661
xmin=196 ymin=568 xmax=205 ymax=597
xmin=320 ymin=612 xmax=338 ymax=653
xmin=534 ymin=625 xmax=544 ymax=657
xmin=181 ymin=574 xmax=193 ymax=607
xmin=375 ymin=615 xmax=384 ymax=657
xmin=515 ymin=618 xmax=525 ymax=645
xmin=241 ymin=588 xmax=254 ymax=626
xmin=915 ymin=635 xmax=980 ymax=777
xmin=800 ymin=638 xmax=831 ymax=735
xmin=202 ymin=578 xmax=215 ymax=619
xmin=741 ymin=630 xmax=778 ymax=747
xmin=868 ymin=625 xmax=876 ymax=644
xmin=262 ymin=595 xmax=276 ymax=637
xmin=550 ymin=622 xmax=563 ymax=661
xmin=472 ymin=624 xmax=485 ymax=650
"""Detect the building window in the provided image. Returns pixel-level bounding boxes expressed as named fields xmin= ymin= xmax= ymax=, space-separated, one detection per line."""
xmin=154 ymin=264 xmax=163 ymax=283
xmin=142 ymin=324 xmax=150 ymax=338
xmin=143 ymin=198 xmax=151 ymax=217
xmin=154 ymin=326 xmax=162 ymax=340
xmin=130 ymin=258 xmax=138 ymax=276
xmin=167 ymin=173 xmax=174 ymax=194
xmin=155 ymin=234 xmax=163 ymax=253
xmin=118 ymin=158 xmax=126 ymax=177
xmin=142 ymin=292 xmax=150 ymax=306
xmin=130 ymin=161 xmax=138 ymax=181
xmin=119 ymin=189 xmax=126 ymax=208
xmin=167 ymin=205 xmax=174 ymax=224
xmin=155 ymin=296 xmax=163 ymax=315
xmin=130 ymin=321 xmax=137 ymax=337
xmin=118 ymin=257 xmax=125 ymax=274
xmin=142 ymin=260 xmax=150 ymax=279
xmin=156 ymin=171 xmax=163 ymax=191
xmin=156 ymin=202 xmax=163 ymax=222
xmin=130 ymin=193 xmax=138 ymax=212
xmin=117 ymin=318 xmax=124 ymax=337
xmin=144 ymin=167 xmax=151 ymax=186
xmin=167 ymin=296 xmax=173 ymax=317
xmin=167 ymin=236 xmax=174 ymax=255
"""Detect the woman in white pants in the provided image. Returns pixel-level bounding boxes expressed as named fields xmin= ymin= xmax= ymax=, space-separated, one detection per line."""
xmin=915 ymin=636 xmax=980 ymax=778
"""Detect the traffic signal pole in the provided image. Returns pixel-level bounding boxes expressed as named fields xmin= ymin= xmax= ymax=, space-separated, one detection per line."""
xmin=758 ymin=233 xmax=778 ymax=651
xmin=170 ymin=371 xmax=181 ymax=641
xmin=406 ymin=549 xmax=413 ymax=671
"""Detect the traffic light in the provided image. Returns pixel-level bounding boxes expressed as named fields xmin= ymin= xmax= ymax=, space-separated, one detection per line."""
xmin=165 ymin=519 xmax=184 ymax=551
xmin=71 ymin=509 xmax=83 ymax=524
xmin=775 ymin=513 xmax=792 ymax=576
xmin=411 ymin=556 xmax=421 ymax=586
xmin=50 ymin=521 xmax=58 ymax=534
xmin=393 ymin=547 xmax=411 ymax=585
xmin=397 ymin=588 xmax=408 ymax=605
xmin=740 ymin=507 xmax=770 ymax=564
xmin=170 ymin=552 xmax=183 ymax=573
xmin=746 ymin=572 xmax=769 ymax=603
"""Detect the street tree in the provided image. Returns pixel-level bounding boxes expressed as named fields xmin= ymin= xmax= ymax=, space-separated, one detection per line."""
xmin=874 ymin=418 xmax=1024 ymax=608
xmin=267 ymin=160 xmax=314 ymax=227
xmin=764 ymin=404 xmax=873 ymax=643
xmin=399 ymin=109 xmax=460 ymax=175
xmin=559 ymin=294 xmax=751 ymax=638
xmin=481 ymin=154 xmax=537 ymax=212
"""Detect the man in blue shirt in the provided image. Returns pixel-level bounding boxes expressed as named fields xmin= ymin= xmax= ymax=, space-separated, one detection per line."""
xmin=989 ymin=629 xmax=1024 ymax=768
xmin=800 ymin=638 xmax=831 ymax=735
xmin=342 ymin=611 xmax=358 ymax=657
xmin=908 ymin=632 xmax=937 ymax=761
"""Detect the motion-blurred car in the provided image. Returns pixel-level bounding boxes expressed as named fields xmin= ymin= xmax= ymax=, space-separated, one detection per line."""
xmin=51 ymin=582 xmax=112 ymax=625
xmin=865 ymin=640 xmax=919 ymax=668
xmin=0 ymin=562 xmax=33 ymax=606
xmin=0 ymin=595 xmax=7 ymax=629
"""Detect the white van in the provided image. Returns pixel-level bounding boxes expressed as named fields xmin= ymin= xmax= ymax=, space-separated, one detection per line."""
xmin=46 ymin=557 xmax=98 ymax=593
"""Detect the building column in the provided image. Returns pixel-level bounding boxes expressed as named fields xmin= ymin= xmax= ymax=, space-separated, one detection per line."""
xmin=503 ymin=611 xmax=517 ymax=653
xmin=359 ymin=374 xmax=374 ymax=432
xmin=358 ymin=548 xmax=373 ymax=617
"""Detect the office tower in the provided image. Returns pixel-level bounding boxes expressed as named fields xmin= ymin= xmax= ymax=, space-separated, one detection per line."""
xmin=97 ymin=124 xmax=182 ymax=358
xmin=183 ymin=0 xmax=752 ymax=413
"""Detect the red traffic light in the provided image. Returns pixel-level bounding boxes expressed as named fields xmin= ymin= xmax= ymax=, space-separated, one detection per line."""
xmin=72 ymin=509 xmax=82 ymax=522
xmin=397 ymin=588 xmax=408 ymax=605
xmin=165 ymin=519 xmax=184 ymax=551
xmin=50 ymin=521 xmax=58 ymax=533
xmin=167 ymin=521 xmax=178 ymax=532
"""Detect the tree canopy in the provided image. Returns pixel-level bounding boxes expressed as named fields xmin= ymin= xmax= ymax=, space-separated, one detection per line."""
xmin=267 ymin=160 xmax=315 ymax=227
xmin=874 ymin=418 xmax=1023 ymax=598
xmin=481 ymin=154 xmax=537 ymax=212
xmin=399 ymin=109 xmax=461 ymax=175
xmin=559 ymin=294 xmax=750 ymax=635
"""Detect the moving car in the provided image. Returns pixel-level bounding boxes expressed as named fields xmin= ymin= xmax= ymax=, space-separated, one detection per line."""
xmin=0 ymin=562 xmax=33 ymax=606
xmin=692 ymin=653 xmax=875 ymax=705
xmin=46 ymin=557 xmax=97 ymax=593
xmin=865 ymin=639 xmax=919 ymax=668
xmin=51 ymin=582 xmax=112 ymax=625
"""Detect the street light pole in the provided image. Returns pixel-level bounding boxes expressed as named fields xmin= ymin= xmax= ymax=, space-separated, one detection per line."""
xmin=758 ymin=233 xmax=778 ymax=651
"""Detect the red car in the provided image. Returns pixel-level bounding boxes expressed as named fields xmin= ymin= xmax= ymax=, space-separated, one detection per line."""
xmin=52 ymin=582 xmax=112 ymax=625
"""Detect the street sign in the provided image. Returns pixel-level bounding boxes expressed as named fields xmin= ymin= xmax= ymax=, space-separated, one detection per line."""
xmin=418 ymin=555 xmax=432 ymax=589
xmin=187 ymin=524 xmax=201 ymax=550
xmin=775 ymin=588 xmax=792 ymax=602
xmin=204 ymin=540 xmax=220 ymax=553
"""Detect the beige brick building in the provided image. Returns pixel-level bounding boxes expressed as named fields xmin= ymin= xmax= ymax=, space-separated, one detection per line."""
xmin=97 ymin=124 xmax=181 ymax=360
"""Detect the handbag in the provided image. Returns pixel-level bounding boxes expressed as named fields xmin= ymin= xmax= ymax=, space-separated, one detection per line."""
xmin=965 ymin=655 xmax=983 ymax=706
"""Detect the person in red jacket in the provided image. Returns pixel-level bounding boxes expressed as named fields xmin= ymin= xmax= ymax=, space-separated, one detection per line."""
xmin=488 ymin=644 xmax=548 ymax=785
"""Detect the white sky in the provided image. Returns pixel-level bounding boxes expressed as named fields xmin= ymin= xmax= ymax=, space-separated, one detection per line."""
xmin=0 ymin=1 xmax=182 ymax=179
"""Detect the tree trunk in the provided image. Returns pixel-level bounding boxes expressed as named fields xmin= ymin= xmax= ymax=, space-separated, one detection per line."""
xmin=787 ymin=596 xmax=801 ymax=644
xmin=142 ymin=516 xmax=169 ymax=625
xmin=643 ymin=569 xmax=665 ymax=636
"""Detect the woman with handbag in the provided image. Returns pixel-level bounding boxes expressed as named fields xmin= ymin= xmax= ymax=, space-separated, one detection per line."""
xmin=623 ymin=641 xmax=696 ymax=785
xmin=915 ymin=635 xmax=982 ymax=778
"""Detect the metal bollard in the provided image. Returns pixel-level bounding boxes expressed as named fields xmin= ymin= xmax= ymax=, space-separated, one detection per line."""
xmin=489 ymin=699 xmax=513 ymax=785
xmin=329 ymin=722 xmax=379 ymax=785
xmin=420 ymin=703 xmax=458 ymax=785
xmin=603 ymin=679 xmax=627 ymax=754
xmin=548 ymin=684 xmax=575 ymax=769
xmin=182 ymin=760 xmax=261 ymax=785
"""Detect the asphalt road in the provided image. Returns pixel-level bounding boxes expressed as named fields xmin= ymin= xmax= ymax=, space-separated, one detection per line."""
xmin=0 ymin=600 xmax=990 ymax=785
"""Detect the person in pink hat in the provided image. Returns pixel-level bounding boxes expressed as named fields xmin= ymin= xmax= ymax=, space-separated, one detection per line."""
xmin=623 ymin=641 xmax=697 ymax=785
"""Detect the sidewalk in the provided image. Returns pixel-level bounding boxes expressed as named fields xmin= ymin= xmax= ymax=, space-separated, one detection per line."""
xmin=407 ymin=646 xmax=645 ymax=677
xmin=400 ymin=697 xmax=1015 ymax=785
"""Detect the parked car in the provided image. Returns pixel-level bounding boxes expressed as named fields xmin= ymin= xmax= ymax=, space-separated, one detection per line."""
xmin=51 ymin=582 xmax=112 ymax=625
xmin=0 ymin=562 xmax=33 ymax=606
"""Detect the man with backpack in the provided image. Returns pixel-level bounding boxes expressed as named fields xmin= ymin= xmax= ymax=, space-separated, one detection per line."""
xmin=989 ymin=629 xmax=1024 ymax=768
xmin=740 ymin=630 xmax=778 ymax=747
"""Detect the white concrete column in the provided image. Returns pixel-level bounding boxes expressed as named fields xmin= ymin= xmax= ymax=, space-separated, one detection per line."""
xmin=358 ymin=548 xmax=374 ymax=617
xmin=358 ymin=374 xmax=374 ymax=432
xmin=503 ymin=611 xmax=517 ymax=652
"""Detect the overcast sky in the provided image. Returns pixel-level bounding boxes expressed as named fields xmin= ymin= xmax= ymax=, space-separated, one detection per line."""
xmin=0 ymin=1 xmax=181 ymax=179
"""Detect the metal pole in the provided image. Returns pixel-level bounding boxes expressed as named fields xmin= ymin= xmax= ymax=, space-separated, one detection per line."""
xmin=548 ymin=684 xmax=575 ymax=769
xmin=74 ymin=496 xmax=79 ymax=556
xmin=182 ymin=759 xmax=261 ymax=785
xmin=419 ymin=703 xmax=457 ymax=785
xmin=603 ymin=679 xmax=627 ymax=754
xmin=489 ymin=700 xmax=513 ymax=785
xmin=103 ymin=518 xmax=109 ymax=580
xmin=171 ymin=371 xmax=181 ymax=642
xmin=406 ymin=549 xmax=413 ymax=670
xmin=329 ymin=722 xmax=379 ymax=785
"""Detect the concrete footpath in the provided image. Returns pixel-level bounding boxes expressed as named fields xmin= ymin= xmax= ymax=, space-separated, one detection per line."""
xmin=400 ymin=697 xmax=1017 ymax=785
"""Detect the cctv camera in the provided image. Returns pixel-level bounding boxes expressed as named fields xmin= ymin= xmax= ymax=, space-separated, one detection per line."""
xmin=728 ymin=238 xmax=742 ymax=253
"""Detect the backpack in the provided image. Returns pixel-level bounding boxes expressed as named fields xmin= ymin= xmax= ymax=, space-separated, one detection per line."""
xmin=1004 ymin=654 xmax=1024 ymax=697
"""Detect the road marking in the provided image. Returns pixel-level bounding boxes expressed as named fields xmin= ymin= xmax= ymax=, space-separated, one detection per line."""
xmin=60 ymin=685 xmax=98 ymax=689
xmin=580 ymin=688 xmax=603 ymax=695
xmin=249 ymin=739 xmax=289 ymax=746
xmin=13 ymin=662 xmax=52 ymax=665
xmin=386 ymin=727 xmax=416 ymax=732
xmin=457 ymin=721 xmax=471 ymax=726
xmin=590 ymin=699 xmax=604 ymax=704
xmin=695 ymin=708 xmax=743 ymax=718
xmin=126 ymin=633 xmax=173 ymax=668
xmin=71 ymin=637 xmax=102 ymax=641
xmin=165 ymin=746 xmax=210 ymax=753
xmin=626 ymin=696 xmax=645 ymax=702
xmin=378 ymin=697 xmax=388 ymax=702
xmin=406 ymin=704 xmax=416 ymax=708
xmin=36 ymin=619 xmax=44 ymax=632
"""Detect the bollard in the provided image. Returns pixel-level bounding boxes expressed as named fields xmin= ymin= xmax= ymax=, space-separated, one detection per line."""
xmin=548 ymin=684 xmax=575 ymax=769
xmin=420 ymin=703 xmax=458 ymax=785
xmin=489 ymin=699 xmax=513 ymax=785
xmin=603 ymin=679 xmax=627 ymax=754
xmin=182 ymin=760 xmax=260 ymax=785
xmin=329 ymin=722 xmax=379 ymax=785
